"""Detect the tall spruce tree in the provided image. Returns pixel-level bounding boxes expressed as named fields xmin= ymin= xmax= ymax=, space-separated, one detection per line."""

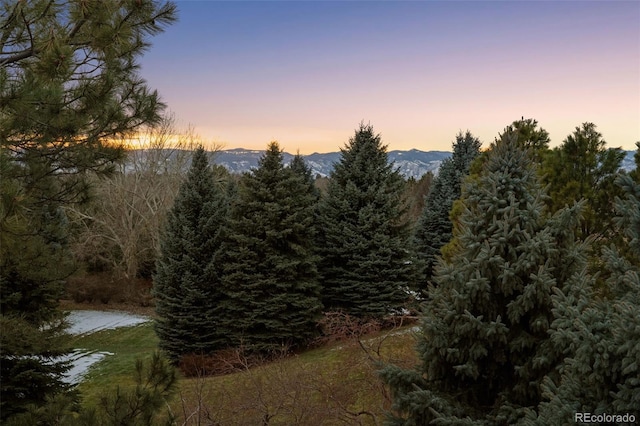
xmin=381 ymin=133 xmax=587 ymax=425
xmin=290 ymin=152 xmax=321 ymax=200
xmin=316 ymin=124 xmax=413 ymax=318
xmin=0 ymin=0 xmax=176 ymax=419
xmin=414 ymin=131 xmax=481 ymax=288
xmin=440 ymin=118 xmax=551 ymax=265
xmin=153 ymin=147 xmax=230 ymax=361
xmin=219 ymin=142 xmax=322 ymax=353
xmin=465 ymin=118 xmax=550 ymax=179
xmin=533 ymin=173 xmax=640 ymax=423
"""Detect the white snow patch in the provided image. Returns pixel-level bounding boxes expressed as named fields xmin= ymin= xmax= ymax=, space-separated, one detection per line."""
xmin=67 ymin=310 xmax=149 ymax=335
xmin=61 ymin=349 xmax=114 ymax=384
xmin=60 ymin=310 xmax=151 ymax=384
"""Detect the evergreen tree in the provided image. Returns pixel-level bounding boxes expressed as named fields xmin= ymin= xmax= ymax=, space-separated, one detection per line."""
xmin=6 ymin=352 xmax=177 ymax=426
xmin=0 ymin=179 xmax=74 ymax=420
xmin=220 ymin=142 xmax=322 ymax=353
xmin=443 ymin=119 xmax=551 ymax=264
xmin=1 ymin=0 xmax=177 ymax=206
xmin=153 ymin=147 xmax=230 ymax=361
xmin=1 ymin=1 xmax=176 ymax=419
xmin=413 ymin=131 xmax=481 ymax=288
xmin=500 ymin=117 xmax=550 ymax=162
xmin=0 ymin=302 xmax=71 ymax=422
xmin=381 ymin=133 xmax=587 ymax=425
xmin=542 ymin=122 xmax=625 ymax=240
xmin=534 ymin=174 xmax=640 ymax=423
xmin=316 ymin=124 xmax=413 ymax=318
xmin=290 ymin=152 xmax=321 ymax=200
xmin=465 ymin=118 xmax=550 ymax=183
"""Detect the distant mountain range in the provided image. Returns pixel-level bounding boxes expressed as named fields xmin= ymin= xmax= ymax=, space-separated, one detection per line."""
xmin=214 ymin=148 xmax=636 ymax=179
xmin=215 ymin=148 xmax=451 ymax=179
xmin=126 ymin=148 xmax=636 ymax=179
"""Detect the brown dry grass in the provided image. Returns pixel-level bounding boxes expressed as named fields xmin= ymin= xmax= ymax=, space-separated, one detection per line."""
xmin=173 ymin=317 xmax=420 ymax=426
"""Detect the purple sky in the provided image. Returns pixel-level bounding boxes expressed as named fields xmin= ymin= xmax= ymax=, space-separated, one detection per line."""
xmin=140 ymin=1 xmax=640 ymax=153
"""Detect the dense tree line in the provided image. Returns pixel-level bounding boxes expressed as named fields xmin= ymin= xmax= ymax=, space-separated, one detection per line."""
xmin=382 ymin=131 xmax=588 ymax=423
xmin=153 ymin=116 xmax=635 ymax=350
xmin=153 ymin=128 xmax=415 ymax=359
xmin=382 ymin=124 xmax=639 ymax=424
xmin=534 ymin=172 xmax=640 ymax=422
xmin=145 ymin=118 xmax=636 ymax=424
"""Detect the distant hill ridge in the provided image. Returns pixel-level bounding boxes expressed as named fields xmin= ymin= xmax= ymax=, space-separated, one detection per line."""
xmin=128 ymin=148 xmax=636 ymax=179
xmin=214 ymin=148 xmax=636 ymax=179
xmin=215 ymin=148 xmax=452 ymax=179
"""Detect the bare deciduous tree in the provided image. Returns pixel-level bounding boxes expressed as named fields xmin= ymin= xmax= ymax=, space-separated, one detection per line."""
xmin=68 ymin=116 xmax=220 ymax=294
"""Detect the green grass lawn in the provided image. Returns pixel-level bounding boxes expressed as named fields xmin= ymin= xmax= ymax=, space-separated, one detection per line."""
xmin=70 ymin=322 xmax=159 ymax=402
xmin=73 ymin=317 xmax=419 ymax=425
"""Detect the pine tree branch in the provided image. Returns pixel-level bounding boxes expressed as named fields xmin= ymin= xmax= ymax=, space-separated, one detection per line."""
xmin=0 ymin=2 xmax=20 ymax=47
xmin=0 ymin=48 xmax=33 ymax=65
xmin=0 ymin=6 xmax=37 ymax=66
xmin=67 ymin=17 xmax=87 ymax=41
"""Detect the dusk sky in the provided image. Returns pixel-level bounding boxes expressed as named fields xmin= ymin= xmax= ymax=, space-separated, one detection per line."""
xmin=140 ymin=1 xmax=640 ymax=154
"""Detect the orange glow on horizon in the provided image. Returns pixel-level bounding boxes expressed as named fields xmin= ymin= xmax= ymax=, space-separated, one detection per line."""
xmin=115 ymin=131 xmax=222 ymax=152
